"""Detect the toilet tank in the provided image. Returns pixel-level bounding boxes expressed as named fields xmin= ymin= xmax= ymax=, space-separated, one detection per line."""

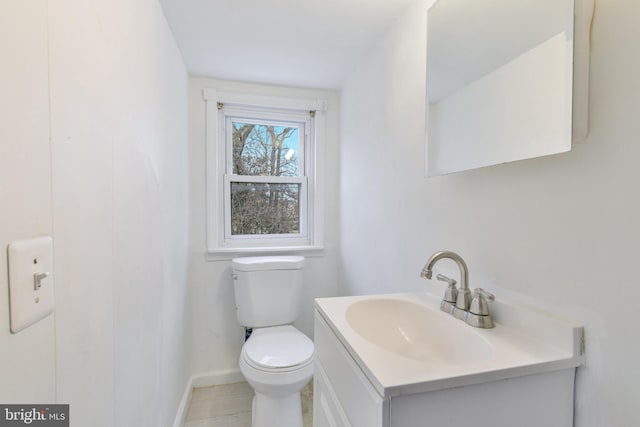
xmin=231 ymin=256 xmax=305 ymax=328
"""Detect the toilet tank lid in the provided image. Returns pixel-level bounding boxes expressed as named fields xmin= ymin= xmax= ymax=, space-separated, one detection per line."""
xmin=231 ymin=256 xmax=305 ymax=272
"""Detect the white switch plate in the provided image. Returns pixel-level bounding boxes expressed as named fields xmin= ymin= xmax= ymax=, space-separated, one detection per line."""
xmin=7 ymin=236 xmax=54 ymax=333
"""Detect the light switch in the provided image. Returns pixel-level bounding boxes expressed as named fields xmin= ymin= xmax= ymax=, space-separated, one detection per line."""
xmin=7 ymin=236 xmax=54 ymax=333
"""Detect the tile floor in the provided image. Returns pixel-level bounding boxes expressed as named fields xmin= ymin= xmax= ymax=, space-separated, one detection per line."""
xmin=184 ymin=380 xmax=313 ymax=427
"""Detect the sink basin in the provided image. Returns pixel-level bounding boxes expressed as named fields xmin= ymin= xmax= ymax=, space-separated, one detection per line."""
xmin=316 ymin=292 xmax=583 ymax=397
xmin=345 ymin=298 xmax=492 ymax=364
xmin=315 ymin=292 xmax=585 ymax=427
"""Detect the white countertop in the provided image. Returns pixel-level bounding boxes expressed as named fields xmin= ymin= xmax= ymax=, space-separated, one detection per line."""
xmin=315 ymin=291 xmax=584 ymax=398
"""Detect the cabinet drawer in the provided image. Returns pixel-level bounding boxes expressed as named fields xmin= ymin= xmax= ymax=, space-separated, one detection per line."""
xmin=314 ymin=310 xmax=388 ymax=427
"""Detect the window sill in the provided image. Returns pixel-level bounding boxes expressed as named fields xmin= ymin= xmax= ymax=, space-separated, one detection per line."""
xmin=205 ymin=245 xmax=324 ymax=261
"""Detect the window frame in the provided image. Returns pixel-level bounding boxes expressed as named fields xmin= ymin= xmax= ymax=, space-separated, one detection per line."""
xmin=204 ymin=89 xmax=326 ymax=257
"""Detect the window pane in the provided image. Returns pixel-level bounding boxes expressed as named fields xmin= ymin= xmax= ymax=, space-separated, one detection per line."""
xmin=232 ymin=122 xmax=300 ymax=177
xmin=230 ymin=182 xmax=300 ymax=235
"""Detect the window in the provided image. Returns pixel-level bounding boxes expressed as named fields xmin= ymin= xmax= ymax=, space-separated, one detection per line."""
xmin=204 ymin=89 xmax=325 ymax=255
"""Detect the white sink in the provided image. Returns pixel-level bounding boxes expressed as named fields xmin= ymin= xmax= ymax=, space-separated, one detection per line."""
xmin=315 ymin=291 xmax=584 ymax=397
xmin=345 ymin=299 xmax=492 ymax=364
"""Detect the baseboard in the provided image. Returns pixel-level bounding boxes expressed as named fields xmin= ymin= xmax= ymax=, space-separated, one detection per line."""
xmin=192 ymin=368 xmax=244 ymax=388
xmin=172 ymin=376 xmax=194 ymax=427
xmin=172 ymin=369 xmax=244 ymax=427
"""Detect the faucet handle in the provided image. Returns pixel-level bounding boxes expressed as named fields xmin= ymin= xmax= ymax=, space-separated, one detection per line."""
xmin=436 ymin=274 xmax=456 ymax=286
xmin=437 ymin=274 xmax=458 ymax=303
xmin=470 ymin=288 xmax=494 ymax=315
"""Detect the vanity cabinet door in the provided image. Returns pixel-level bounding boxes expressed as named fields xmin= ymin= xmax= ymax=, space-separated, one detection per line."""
xmin=314 ymin=310 xmax=389 ymax=427
xmin=314 ymin=362 xmax=351 ymax=427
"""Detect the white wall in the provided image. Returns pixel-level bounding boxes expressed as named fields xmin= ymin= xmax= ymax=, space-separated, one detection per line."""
xmin=0 ymin=0 xmax=55 ymax=403
xmin=340 ymin=0 xmax=640 ymax=426
xmin=188 ymin=77 xmax=341 ymax=379
xmin=0 ymin=0 xmax=190 ymax=426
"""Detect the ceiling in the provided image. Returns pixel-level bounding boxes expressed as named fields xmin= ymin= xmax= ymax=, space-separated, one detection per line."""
xmin=158 ymin=0 xmax=418 ymax=89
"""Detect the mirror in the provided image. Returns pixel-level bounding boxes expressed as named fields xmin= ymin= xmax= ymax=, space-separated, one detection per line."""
xmin=425 ymin=0 xmax=591 ymax=176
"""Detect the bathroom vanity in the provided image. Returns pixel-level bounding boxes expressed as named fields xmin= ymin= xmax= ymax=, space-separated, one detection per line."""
xmin=313 ymin=292 xmax=583 ymax=427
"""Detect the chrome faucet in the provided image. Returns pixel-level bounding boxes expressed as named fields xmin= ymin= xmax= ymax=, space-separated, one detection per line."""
xmin=420 ymin=250 xmax=494 ymax=328
xmin=420 ymin=251 xmax=472 ymax=315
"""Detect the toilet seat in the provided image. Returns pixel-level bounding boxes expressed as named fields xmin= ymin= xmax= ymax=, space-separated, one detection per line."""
xmin=243 ymin=325 xmax=314 ymax=372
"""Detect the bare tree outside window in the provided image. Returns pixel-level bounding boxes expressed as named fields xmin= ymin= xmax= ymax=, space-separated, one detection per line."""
xmin=230 ymin=122 xmax=302 ymax=235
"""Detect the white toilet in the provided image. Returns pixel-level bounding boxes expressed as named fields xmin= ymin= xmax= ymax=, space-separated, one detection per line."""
xmin=231 ymin=256 xmax=314 ymax=427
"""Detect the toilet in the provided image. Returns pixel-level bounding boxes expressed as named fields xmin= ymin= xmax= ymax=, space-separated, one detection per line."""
xmin=231 ymin=256 xmax=314 ymax=427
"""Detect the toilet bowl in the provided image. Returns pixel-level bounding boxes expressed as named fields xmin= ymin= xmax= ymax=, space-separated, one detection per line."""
xmin=239 ymin=325 xmax=314 ymax=427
